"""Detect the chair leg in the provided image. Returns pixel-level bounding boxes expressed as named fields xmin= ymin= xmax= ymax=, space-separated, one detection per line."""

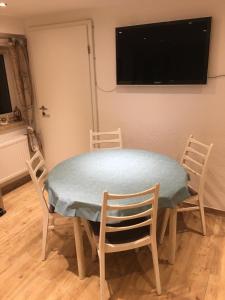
xmin=82 ymin=219 xmax=97 ymax=261
xmin=150 ymin=240 xmax=162 ymax=295
xmin=73 ymin=218 xmax=86 ymax=279
xmin=168 ymin=208 xmax=177 ymax=264
xmin=99 ymin=251 xmax=110 ymax=300
xmin=48 ymin=215 xmax=55 ymax=230
xmin=41 ymin=215 xmax=49 ymax=261
xmin=159 ymin=208 xmax=170 ymax=244
xmin=198 ymin=196 xmax=206 ymax=236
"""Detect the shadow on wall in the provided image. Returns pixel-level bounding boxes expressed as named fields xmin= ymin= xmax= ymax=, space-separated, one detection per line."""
xmin=109 ymin=78 xmax=218 ymax=95
xmin=116 ymin=85 xmax=203 ymax=95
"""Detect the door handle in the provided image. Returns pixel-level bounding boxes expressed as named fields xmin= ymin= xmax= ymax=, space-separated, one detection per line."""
xmin=39 ymin=105 xmax=48 ymax=111
xmin=39 ymin=106 xmax=50 ymax=117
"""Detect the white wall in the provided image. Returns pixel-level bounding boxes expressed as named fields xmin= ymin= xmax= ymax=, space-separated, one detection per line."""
xmin=25 ymin=0 xmax=225 ymax=210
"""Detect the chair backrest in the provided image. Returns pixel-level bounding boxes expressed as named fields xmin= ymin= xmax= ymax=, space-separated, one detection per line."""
xmin=99 ymin=184 xmax=160 ymax=251
xmin=180 ymin=134 xmax=213 ymax=195
xmin=26 ymin=150 xmax=49 ymax=215
xmin=89 ymin=128 xmax=122 ymax=151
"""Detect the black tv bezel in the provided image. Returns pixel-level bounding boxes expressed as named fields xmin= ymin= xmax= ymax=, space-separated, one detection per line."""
xmin=116 ymin=17 xmax=212 ymax=85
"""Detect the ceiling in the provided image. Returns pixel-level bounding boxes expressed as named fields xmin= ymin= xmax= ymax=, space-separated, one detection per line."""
xmin=0 ymin=0 xmax=128 ymax=18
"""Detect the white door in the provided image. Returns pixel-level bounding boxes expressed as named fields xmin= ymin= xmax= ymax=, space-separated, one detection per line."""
xmin=28 ymin=21 xmax=95 ymax=169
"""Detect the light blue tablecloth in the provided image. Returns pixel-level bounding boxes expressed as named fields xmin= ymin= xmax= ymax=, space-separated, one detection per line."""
xmin=45 ymin=149 xmax=190 ymax=221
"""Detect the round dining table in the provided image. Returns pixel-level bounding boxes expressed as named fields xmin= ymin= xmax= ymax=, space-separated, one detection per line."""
xmin=46 ymin=148 xmax=190 ymax=277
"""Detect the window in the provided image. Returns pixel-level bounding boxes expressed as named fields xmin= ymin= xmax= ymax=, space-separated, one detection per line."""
xmin=0 ymin=54 xmax=12 ymax=115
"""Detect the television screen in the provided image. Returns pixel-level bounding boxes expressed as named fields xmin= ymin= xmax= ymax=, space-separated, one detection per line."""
xmin=116 ymin=17 xmax=212 ymax=85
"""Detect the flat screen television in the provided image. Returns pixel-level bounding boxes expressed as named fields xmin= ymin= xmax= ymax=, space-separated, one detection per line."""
xmin=116 ymin=17 xmax=212 ymax=85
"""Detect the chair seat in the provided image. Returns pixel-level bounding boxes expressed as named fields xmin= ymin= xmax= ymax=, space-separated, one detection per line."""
xmin=90 ymin=218 xmax=150 ymax=245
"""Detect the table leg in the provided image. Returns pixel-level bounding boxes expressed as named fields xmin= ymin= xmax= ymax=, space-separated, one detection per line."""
xmin=73 ymin=217 xmax=85 ymax=279
xmin=168 ymin=208 xmax=177 ymax=264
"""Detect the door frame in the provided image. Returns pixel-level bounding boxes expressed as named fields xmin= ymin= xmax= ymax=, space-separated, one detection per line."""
xmin=27 ymin=19 xmax=98 ymax=133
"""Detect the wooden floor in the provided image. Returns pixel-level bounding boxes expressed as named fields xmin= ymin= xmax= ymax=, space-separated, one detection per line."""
xmin=1 ymin=182 xmax=225 ymax=300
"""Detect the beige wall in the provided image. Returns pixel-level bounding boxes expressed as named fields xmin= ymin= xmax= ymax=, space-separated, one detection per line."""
xmin=0 ymin=15 xmax=24 ymax=34
xmin=25 ymin=0 xmax=225 ymax=210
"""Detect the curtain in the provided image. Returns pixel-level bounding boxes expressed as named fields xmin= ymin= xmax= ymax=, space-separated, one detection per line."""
xmin=0 ymin=36 xmax=40 ymax=152
xmin=6 ymin=37 xmax=40 ymax=152
xmin=8 ymin=39 xmax=34 ymax=126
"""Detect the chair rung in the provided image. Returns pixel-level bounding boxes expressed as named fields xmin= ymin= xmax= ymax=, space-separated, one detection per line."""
xmin=185 ymin=147 xmax=205 ymax=159
xmin=183 ymin=163 xmax=201 ymax=177
xmin=93 ymin=139 xmax=120 ymax=144
xmin=105 ymin=236 xmax=151 ymax=253
xmin=106 ymin=218 xmax=151 ymax=232
xmin=106 ymin=208 xmax=152 ymax=222
xmin=109 ymin=190 xmax=155 ymax=200
xmin=96 ymin=147 xmax=121 ymax=150
xmin=38 ymin=168 xmax=48 ymax=182
xmin=189 ymin=137 xmax=210 ymax=149
xmin=183 ymin=155 xmax=203 ymax=168
xmin=107 ymin=197 xmax=153 ymax=210
xmin=92 ymin=130 xmax=120 ymax=136
xmin=177 ymin=206 xmax=200 ymax=212
xmin=30 ymin=150 xmax=42 ymax=162
xmin=34 ymin=159 xmax=45 ymax=173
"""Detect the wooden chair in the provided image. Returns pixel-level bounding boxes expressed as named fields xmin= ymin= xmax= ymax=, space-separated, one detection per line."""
xmin=160 ymin=135 xmax=213 ymax=244
xmin=26 ymin=150 xmax=96 ymax=262
xmin=89 ymin=128 xmax=122 ymax=151
xmin=90 ymin=184 xmax=161 ymax=299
